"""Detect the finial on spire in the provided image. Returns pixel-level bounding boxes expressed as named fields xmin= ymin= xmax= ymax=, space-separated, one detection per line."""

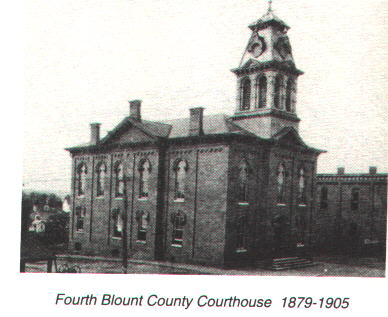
xmin=268 ymin=0 xmax=273 ymax=12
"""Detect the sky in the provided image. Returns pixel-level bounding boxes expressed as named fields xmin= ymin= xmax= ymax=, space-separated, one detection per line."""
xmin=23 ymin=0 xmax=387 ymax=194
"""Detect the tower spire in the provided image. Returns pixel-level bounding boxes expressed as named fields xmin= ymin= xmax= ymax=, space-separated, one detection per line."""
xmin=268 ymin=0 xmax=273 ymax=12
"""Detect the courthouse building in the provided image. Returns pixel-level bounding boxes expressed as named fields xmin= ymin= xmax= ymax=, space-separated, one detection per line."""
xmin=66 ymin=7 xmax=326 ymax=267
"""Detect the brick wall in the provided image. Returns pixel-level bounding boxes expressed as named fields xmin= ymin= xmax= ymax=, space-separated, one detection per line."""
xmin=69 ymin=146 xmax=161 ymax=259
xmin=164 ymin=145 xmax=229 ymax=266
xmin=315 ymin=173 xmax=387 ymax=254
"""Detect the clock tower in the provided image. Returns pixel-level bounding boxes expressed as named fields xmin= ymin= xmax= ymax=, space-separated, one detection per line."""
xmin=231 ymin=4 xmax=303 ymax=138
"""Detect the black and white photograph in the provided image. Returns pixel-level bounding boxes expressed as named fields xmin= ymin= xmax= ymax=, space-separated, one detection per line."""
xmin=7 ymin=0 xmax=388 ymax=315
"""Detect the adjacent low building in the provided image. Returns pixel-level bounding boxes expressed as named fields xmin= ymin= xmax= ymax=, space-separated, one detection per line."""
xmin=314 ymin=168 xmax=387 ymax=254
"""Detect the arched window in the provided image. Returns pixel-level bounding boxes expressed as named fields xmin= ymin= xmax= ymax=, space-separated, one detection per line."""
xmin=96 ymin=162 xmax=107 ymax=197
xmin=351 ymin=188 xmax=360 ymax=211
xmin=136 ymin=211 xmax=150 ymax=242
xmin=114 ymin=162 xmax=124 ymax=197
xmin=238 ymin=160 xmax=249 ymax=202
xmin=112 ymin=208 xmax=123 ymax=238
xmin=274 ymin=75 xmax=283 ymax=109
xmin=285 ymin=78 xmax=294 ymax=112
xmin=240 ymin=77 xmax=251 ymax=110
xmin=236 ymin=214 xmax=248 ymax=250
xmin=75 ymin=206 xmax=86 ymax=231
xmin=320 ymin=186 xmax=328 ymax=210
xmin=76 ymin=163 xmax=87 ymax=196
xmin=174 ymin=160 xmax=188 ymax=200
xmin=298 ymin=167 xmax=307 ymax=204
xmin=171 ymin=211 xmax=186 ymax=246
xmin=257 ymin=75 xmax=267 ymax=108
xmin=277 ymin=163 xmax=286 ymax=203
xmin=139 ymin=160 xmax=151 ymax=199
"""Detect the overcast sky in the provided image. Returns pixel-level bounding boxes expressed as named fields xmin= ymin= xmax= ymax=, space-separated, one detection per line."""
xmin=23 ymin=0 xmax=387 ymax=194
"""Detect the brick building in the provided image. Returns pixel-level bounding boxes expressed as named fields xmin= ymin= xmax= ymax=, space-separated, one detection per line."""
xmin=314 ymin=168 xmax=387 ymax=254
xmin=66 ymin=7 xmax=325 ymax=267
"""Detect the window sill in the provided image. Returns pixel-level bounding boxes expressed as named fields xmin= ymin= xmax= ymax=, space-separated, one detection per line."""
xmin=138 ymin=197 xmax=149 ymax=201
xmin=236 ymin=249 xmax=247 ymax=253
xmin=75 ymin=230 xmax=85 ymax=233
xmin=171 ymin=244 xmax=183 ymax=248
xmin=298 ymin=204 xmax=307 ymax=207
xmin=95 ymin=196 xmax=105 ymax=199
xmin=276 ymin=203 xmax=287 ymax=206
xmin=173 ymin=198 xmax=185 ymax=203
xmin=364 ymin=239 xmax=379 ymax=245
xmin=113 ymin=197 xmax=124 ymax=200
xmin=111 ymin=237 xmax=122 ymax=240
xmin=237 ymin=202 xmax=249 ymax=206
xmin=136 ymin=240 xmax=146 ymax=244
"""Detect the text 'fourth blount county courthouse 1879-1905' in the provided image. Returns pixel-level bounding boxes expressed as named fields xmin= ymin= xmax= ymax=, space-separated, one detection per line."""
xmin=65 ymin=6 xmax=387 ymax=268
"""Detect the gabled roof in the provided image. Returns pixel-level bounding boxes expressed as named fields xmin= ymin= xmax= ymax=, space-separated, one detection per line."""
xmin=66 ymin=111 xmax=325 ymax=154
xmin=272 ymin=127 xmax=326 ymax=153
xmin=66 ymin=113 xmax=259 ymax=151
xmin=99 ymin=116 xmax=172 ymax=144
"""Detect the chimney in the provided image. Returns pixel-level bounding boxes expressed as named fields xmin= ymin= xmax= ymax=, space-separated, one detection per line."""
xmin=129 ymin=100 xmax=142 ymax=121
xmin=90 ymin=123 xmax=101 ymax=145
xmin=189 ymin=107 xmax=204 ymax=136
xmin=337 ymin=167 xmax=345 ymax=175
xmin=369 ymin=166 xmax=377 ymax=175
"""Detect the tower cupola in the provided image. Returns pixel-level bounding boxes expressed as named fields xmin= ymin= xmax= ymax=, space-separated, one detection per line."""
xmin=231 ymin=2 xmax=304 ymax=138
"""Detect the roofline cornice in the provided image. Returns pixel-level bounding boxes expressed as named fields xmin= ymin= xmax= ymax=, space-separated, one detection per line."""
xmin=231 ymin=108 xmax=301 ymax=123
xmin=65 ymin=133 xmax=274 ymax=155
xmin=231 ymin=61 xmax=304 ymax=76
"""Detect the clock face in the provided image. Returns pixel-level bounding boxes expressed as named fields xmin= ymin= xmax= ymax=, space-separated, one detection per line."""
xmin=275 ymin=37 xmax=292 ymax=59
xmin=248 ymin=36 xmax=266 ymax=58
xmin=251 ymin=43 xmax=263 ymax=58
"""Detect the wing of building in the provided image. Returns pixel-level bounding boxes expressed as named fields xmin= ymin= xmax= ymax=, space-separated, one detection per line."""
xmin=65 ymin=7 xmax=330 ymax=268
xmin=315 ymin=168 xmax=387 ymax=255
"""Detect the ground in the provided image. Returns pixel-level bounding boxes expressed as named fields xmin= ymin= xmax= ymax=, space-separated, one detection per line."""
xmin=23 ymin=255 xmax=385 ymax=277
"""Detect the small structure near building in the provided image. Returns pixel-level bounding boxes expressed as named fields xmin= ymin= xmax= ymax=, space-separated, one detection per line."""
xmin=314 ymin=167 xmax=387 ymax=255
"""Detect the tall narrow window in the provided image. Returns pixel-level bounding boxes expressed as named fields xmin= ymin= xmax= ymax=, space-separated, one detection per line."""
xmin=274 ymin=75 xmax=283 ymax=109
xmin=238 ymin=160 xmax=249 ymax=202
xmin=285 ymin=78 xmax=294 ymax=112
xmin=240 ymin=77 xmax=251 ymax=110
xmin=136 ymin=211 xmax=150 ymax=242
xmin=298 ymin=167 xmax=307 ymax=205
xmin=139 ymin=160 xmax=151 ymax=198
xmin=236 ymin=214 xmax=248 ymax=250
xmin=76 ymin=163 xmax=87 ymax=196
xmin=174 ymin=160 xmax=188 ymax=200
xmin=171 ymin=211 xmax=186 ymax=246
xmin=277 ymin=163 xmax=286 ymax=204
xmin=320 ymin=186 xmax=328 ymax=210
xmin=114 ymin=162 xmax=124 ymax=197
xmin=112 ymin=209 xmax=123 ymax=238
xmin=75 ymin=206 xmax=86 ymax=231
xmin=351 ymin=188 xmax=360 ymax=211
xmin=258 ymin=75 xmax=267 ymax=108
xmin=295 ymin=212 xmax=306 ymax=246
xmin=96 ymin=162 xmax=106 ymax=197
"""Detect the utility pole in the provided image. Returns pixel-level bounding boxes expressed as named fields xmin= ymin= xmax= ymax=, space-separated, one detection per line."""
xmin=122 ymin=175 xmax=129 ymax=273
